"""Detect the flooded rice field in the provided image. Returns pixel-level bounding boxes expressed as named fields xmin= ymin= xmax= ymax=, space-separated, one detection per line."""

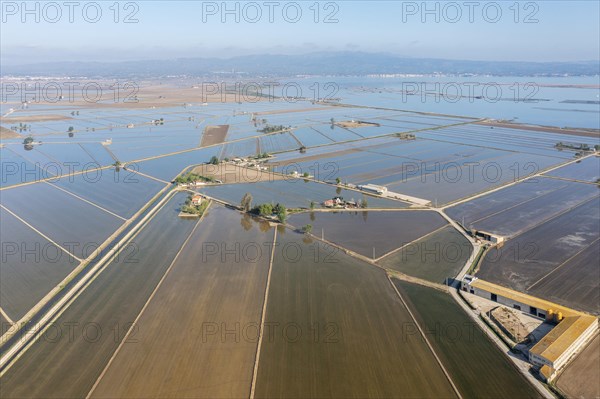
xmin=1 ymin=182 xmax=125 ymax=259
xmin=379 ymin=226 xmax=472 ymax=284
xmin=91 ymin=205 xmax=274 ymax=398
xmin=0 ymin=192 xmax=198 ymax=398
xmin=199 ymin=179 xmax=409 ymax=209
xmin=287 ymin=210 xmax=446 ymax=259
xmin=447 ymin=177 xmax=599 ymax=237
xmin=476 ymin=196 xmax=599 ymax=314
xmin=394 ymin=280 xmax=541 ymax=398
xmin=254 ymin=229 xmax=457 ymax=398
xmin=0 ymin=207 xmax=79 ymax=322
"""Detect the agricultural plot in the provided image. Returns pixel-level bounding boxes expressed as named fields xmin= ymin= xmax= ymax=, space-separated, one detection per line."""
xmin=287 ymin=210 xmax=446 ymax=259
xmin=313 ymin=125 xmax=362 ymax=142
xmin=79 ymin=143 xmax=117 ymax=165
xmin=0 ymin=207 xmax=79 ymax=322
xmin=0 ymin=147 xmax=49 ymax=188
xmin=51 ymin=170 xmax=166 ymax=219
xmin=199 ymin=180 xmax=409 ymax=209
xmin=221 ymin=138 xmax=259 ymax=159
xmin=254 ymin=230 xmax=457 ymax=398
xmin=290 ymin=127 xmax=334 ymax=147
xmin=0 ymin=182 xmax=124 ymax=259
xmin=476 ymin=196 xmax=599 ymax=314
xmin=0 ymin=192 xmax=199 ymax=398
xmin=447 ymin=178 xmax=599 ymax=237
xmin=259 ymin=132 xmax=301 ymax=153
xmin=556 ymin=334 xmax=600 ymax=399
xmin=393 ymin=280 xmax=542 ymax=398
xmin=34 ymin=143 xmax=102 ymax=172
xmin=200 ymin=124 xmax=229 ymax=147
xmin=134 ymin=146 xmax=222 ymax=181
xmin=91 ymin=206 xmax=274 ymax=398
xmin=446 ymin=177 xmax=572 ymax=226
xmin=378 ymin=226 xmax=472 ymax=284
xmin=544 ymin=155 xmax=600 ymax=182
xmin=529 ymin=239 xmax=600 ymax=314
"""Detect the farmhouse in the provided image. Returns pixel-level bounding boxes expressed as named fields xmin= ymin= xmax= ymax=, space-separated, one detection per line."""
xmin=461 ymin=276 xmax=599 ymax=381
xmin=191 ymin=195 xmax=203 ymax=206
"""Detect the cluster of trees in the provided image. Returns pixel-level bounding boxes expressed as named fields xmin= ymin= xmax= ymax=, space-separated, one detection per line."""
xmin=555 ymin=142 xmax=595 ymax=151
xmin=244 ymin=197 xmax=287 ymax=223
xmin=181 ymin=195 xmax=209 ymax=216
xmin=209 ymin=156 xmax=220 ymax=165
xmin=255 ymin=152 xmax=270 ymax=159
xmin=70 ymin=111 xmax=80 ymax=116
xmin=174 ymin=172 xmax=216 ymax=184
xmin=23 ymin=136 xmax=34 ymax=145
xmin=257 ymin=124 xmax=290 ymax=133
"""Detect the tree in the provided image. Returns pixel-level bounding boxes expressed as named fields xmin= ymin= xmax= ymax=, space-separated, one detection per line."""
xmin=335 ymin=177 xmax=341 ymax=185
xmin=23 ymin=136 xmax=34 ymax=145
xmin=303 ymin=224 xmax=313 ymax=234
xmin=241 ymin=193 xmax=253 ymax=212
xmin=309 ymin=201 xmax=315 ymax=210
xmin=277 ymin=208 xmax=287 ymax=223
xmin=209 ymin=156 xmax=220 ymax=165
xmin=303 ymin=172 xmax=309 ymax=178
xmin=361 ymin=198 xmax=368 ymax=208
xmin=68 ymin=126 xmax=74 ymax=132
xmin=330 ymin=117 xmax=335 ymax=125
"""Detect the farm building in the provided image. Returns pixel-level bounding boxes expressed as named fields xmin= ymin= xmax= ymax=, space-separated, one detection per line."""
xmin=471 ymin=229 xmax=505 ymax=244
xmin=529 ymin=314 xmax=598 ymax=381
xmin=461 ymin=276 xmax=599 ymax=381
xmin=191 ymin=195 xmax=203 ymax=206
xmin=359 ymin=184 xmax=388 ymax=195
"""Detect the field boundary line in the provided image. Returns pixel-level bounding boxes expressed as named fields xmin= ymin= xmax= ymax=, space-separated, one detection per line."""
xmin=0 ymin=308 xmax=14 ymax=325
xmin=127 ymin=169 xmax=170 ymax=185
xmin=527 ymin=237 xmax=600 ymax=291
xmin=387 ymin=275 xmax=463 ymax=399
xmin=85 ymin=202 xmax=209 ymax=399
xmin=0 ymin=204 xmax=83 ymax=263
xmin=249 ymin=227 xmax=278 ymax=399
xmin=44 ymin=181 xmax=127 ymax=221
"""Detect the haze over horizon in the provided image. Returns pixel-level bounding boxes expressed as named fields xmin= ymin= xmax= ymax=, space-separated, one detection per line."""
xmin=2 ymin=1 xmax=599 ymax=66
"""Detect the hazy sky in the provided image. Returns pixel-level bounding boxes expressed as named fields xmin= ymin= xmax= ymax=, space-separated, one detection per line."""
xmin=1 ymin=1 xmax=599 ymax=64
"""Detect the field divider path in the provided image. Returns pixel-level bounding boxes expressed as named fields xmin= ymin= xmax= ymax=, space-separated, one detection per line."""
xmin=0 ymin=309 xmax=14 ymax=326
xmin=249 ymin=227 xmax=278 ymax=399
xmin=0 ymin=188 xmax=176 ymax=375
xmin=44 ymin=181 xmax=128 ymax=221
xmin=374 ymin=224 xmax=449 ymax=263
xmin=85 ymin=201 xmax=210 ymax=399
xmin=387 ymin=275 xmax=463 ymax=399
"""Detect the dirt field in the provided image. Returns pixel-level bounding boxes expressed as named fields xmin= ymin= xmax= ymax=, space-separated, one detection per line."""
xmin=556 ymin=333 xmax=600 ymax=398
xmin=190 ymin=163 xmax=285 ymax=184
xmin=477 ymin=120 xmax=600 ymax=138
xmin=254 ymin=229 xmax=457 ymax=398
xmin=200 ymin=124 xmax=229 ymax=147
xmin=336 ymin=121 xmax=380 ymax=128
xmin=394 ymin=280 xmax=542 ymax=398
xmin=1 ymin=114 xmax=72 ymax=123
xmin=91 ymin=205 xmax=274 ymax=398
xmin=0 ymin=126 xmax=20 ymax=138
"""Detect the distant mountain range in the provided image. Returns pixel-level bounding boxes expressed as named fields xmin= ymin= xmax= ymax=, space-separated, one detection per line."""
xmin=3 ymin=52 xmax=599 ymax=78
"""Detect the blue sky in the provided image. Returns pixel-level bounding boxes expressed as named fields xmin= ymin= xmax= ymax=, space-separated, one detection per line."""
xmin=1 ymin=1 xmax=599 ymax=64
